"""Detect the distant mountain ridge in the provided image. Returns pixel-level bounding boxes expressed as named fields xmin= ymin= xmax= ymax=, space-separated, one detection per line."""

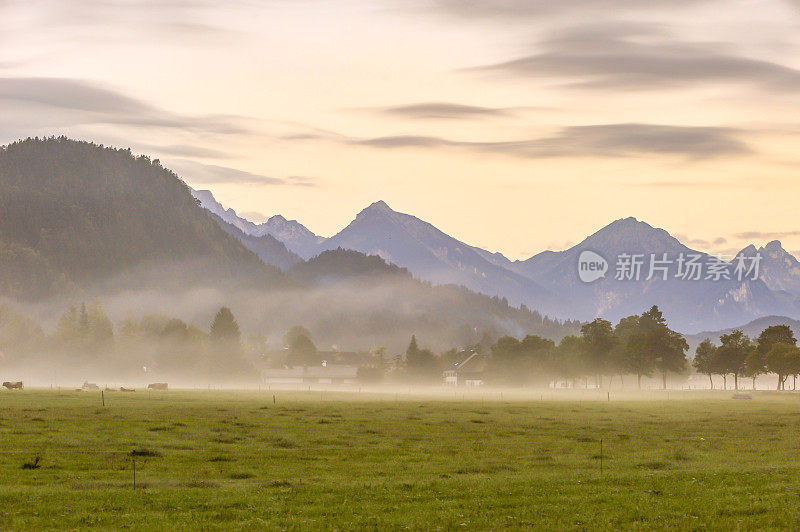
xmin=736 ymin=240 xmax=800 ymax=295
xmin=506 ymin=217 xmax=798 ymax=331
xmin=191 ymin=178 xmax=800 ymax=334
xmin=208 ymin=212 xmax=302 ymax=271
xmin=191 ymin=189 xmax=324 ymax=259
xmin=316 ymin=200 xmax=566 ymax=314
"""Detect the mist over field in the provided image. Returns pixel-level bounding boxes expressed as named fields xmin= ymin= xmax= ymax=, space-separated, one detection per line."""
xmin=4 ymin=1 xmax=800 ymax=527
xmin=2 ymin=138 xmax=800 ymax=394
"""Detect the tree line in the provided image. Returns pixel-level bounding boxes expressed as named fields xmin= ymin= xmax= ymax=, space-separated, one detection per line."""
xmin=4 ymin=299 xmax=800 ymax=389
xmin=445 ymin=305 xmax=688 ymax=388
xmin=0 ymin=303 xmax=259 ymax=382
xmin=693 ymin=325 xmax=800 ymax=390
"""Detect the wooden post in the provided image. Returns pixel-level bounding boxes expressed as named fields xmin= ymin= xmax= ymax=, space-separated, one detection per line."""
xmin=600 ymin=439 xmax=603 ymax=474
xmin=273 ymin=394 xmax=276 ymax=404
xmin=132 ymin=455 xmax=136 ymax=489
xmin=101 ymin=390 xmax=105 ymax=407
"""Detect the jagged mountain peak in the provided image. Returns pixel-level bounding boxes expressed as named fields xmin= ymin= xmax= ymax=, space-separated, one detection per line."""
xmin=190 ymin=187 xmax=324 ymax=259
xmin=738 ymin=244 xmax=758 ymax=256
xmin=608 ymin=216 xmax=640 ymax=226
xmin=764 ymin=240 xmax=785 ymax=252
xmin=579 ymin=216 xmax=683 ymax=253
xmin=358 ymin=200 xmax=394 ymax=216
xmin=319 ymin=198 xmax=561 ymax=315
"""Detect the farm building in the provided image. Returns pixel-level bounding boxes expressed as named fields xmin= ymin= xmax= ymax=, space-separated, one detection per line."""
xmin=443 ymin=352 xmax=487 ymax=387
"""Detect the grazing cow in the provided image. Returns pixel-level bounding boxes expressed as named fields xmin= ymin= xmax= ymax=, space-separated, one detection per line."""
xmin=147 ymin=382 xmax=168 ymax=390
xmin=120 ymin=387 xmax=136 ymax=392
xmin=82 ymin=381 xmax=99 ymax=391
xmin=2 ymin=381 xmax=23 ymax=390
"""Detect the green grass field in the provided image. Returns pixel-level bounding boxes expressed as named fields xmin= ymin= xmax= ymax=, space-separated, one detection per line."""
xmin=1 ymin=389 xmax=800 ymax=530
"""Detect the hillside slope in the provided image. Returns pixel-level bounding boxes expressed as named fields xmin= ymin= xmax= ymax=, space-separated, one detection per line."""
xmin=0 ymin=137 xmax=283 ymax=299
xmin=286 ymin=248 xmax=580 ymax=350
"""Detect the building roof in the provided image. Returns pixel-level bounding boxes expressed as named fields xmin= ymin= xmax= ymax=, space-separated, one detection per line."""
xmin=452 ymin=353 xmax=487 ymax=374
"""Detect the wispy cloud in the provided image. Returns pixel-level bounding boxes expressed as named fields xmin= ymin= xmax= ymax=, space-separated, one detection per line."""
xmin=144 ymin=144 xmax=235 ymax=159
xmin=628 ymin=180 xmax=724 ymax=188
xmin=471 ymin=23 xmax=800 ymax=92
xmin=350 ymin=123 xmax=750 ymax=159
xmin=285 ymin=175 xmax=318 ymax=187
xmin=0 ymin=0 xmax=239 ymax=44
xmin=734 ymin=230 xmax=800 ymax=240
xmin=0 ymin=77 xmax=252 ymax=135
xmin=239 ymin=210 xmax=270 ymax=224
xmin=379 ymin=102 xmax=512 ymax=119
xmin=168 ymin=159 xmax=318 ymax=188
xmin=415 ymin=0 xmax=704 ymax=20
xmin=675 ymin=234 xmax=728 ymax=248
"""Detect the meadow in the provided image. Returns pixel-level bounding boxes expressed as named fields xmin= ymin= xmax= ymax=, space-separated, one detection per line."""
xmin=1 ymin=388 xmax=799 ymax=530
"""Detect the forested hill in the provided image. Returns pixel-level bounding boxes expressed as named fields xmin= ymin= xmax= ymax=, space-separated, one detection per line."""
xmin=0 ymin=137 xmax=282 ymax=299
xmin=288 ymin=248 xmax=582 ymax=347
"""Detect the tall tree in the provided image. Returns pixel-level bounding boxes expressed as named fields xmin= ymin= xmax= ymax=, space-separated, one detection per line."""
xmin=285 ymin=325 xmax=318 ymax=367
xmin=756 ymin=325 xmax=797 ymax=355
xmin=648 ymin=327 xmax=689 ymax=390
xmin=580 ymin=318 xmax=617 ymax=387
xmin=753 ymin=325 xmax=797 ymax=388
xmin=717 ymin=330 xmax=753 ymax=391
xmin=553 ymin=335 xmax=585 ymax=388
xmin=209 ymin=307 xmax=241 ymax=344
xmin=208 ymin=307 xmax=254 ymax=379
xmin=611 ymin=315 xmax=645 ymax=388
xmin=632 ymin=306 xmax=687 ymax=390
xmin=765 ymin=342 xmax=800 ymax=390
xmin=405 ymin=335 xmax=438 ymax=382
xmin=693 ymin=339 xmax=717 ymax=389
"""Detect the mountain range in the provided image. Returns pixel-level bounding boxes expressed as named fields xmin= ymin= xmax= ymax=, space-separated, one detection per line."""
xmin=0 ymin=137 xmax=578 ymax=352
xmin=194 ymin=189 xmax=800 ymax=333
xmin=191 ymin=189 xmax=323 ymax=259
xmin=2 ymin=136 xmax=796 ymax=340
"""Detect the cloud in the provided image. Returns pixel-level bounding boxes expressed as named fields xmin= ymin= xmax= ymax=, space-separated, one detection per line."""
xmin=0 ymin=0 xmax=238 ymax=44
xmin=168 ymin=160 xmax=284 ymax=186
xmin=471 ymin=23 xmax=800 ymax=92
xmin=734 ymin=230 xmax=800 ymax=240
xmin=239 ymin=211 xmax=271 ymax=224
xmin=380 ymin=102 xmax=512 ymax=119
xmin=285 ymin=175 xmax=318 ymax=187
xmin=352 ymin=123 xmax=750 ymax=159
xmin=144 ymin=144 xmax=235 ymax=159
xmin=629 ymin=180 xmax=723 ymax=188
xmin=168 ymin=159 xmax=318 ymax=188
xmin=415 ymin=0 xmax=704 ymax=20
xmin=0 ymin=77 xmax=152 ymax=114
xmin=675 ymin=235 xmax=728 ymax=249
xmin=0 ymin=77 xmax=251 ymax=135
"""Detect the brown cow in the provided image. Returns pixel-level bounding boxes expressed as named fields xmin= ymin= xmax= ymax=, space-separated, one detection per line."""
xmin=2 ymin=381 xmax=23 ymax=390
xmin=147 ymin=382 xmax=168 ymax=390
xmin=120 ymin=387 xmax=136 ymax=392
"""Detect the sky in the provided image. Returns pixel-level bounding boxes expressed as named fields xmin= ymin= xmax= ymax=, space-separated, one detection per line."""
xmin=2 ymin=0 xmax=800 ymax=259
